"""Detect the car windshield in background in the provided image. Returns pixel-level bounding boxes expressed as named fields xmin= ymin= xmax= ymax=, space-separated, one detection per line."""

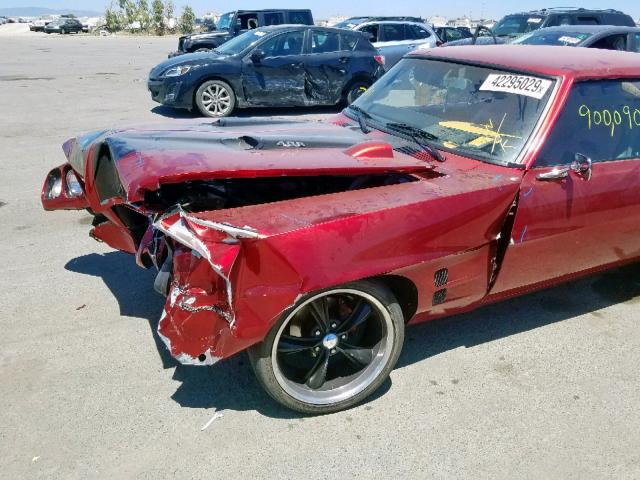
xmin=216 ymin=12 xmax=233 ymax=30
xmin=513 ymin=30 xmax=591 ymax=46
xmin=350 ymin=58 xmax=556 ymax=166
xmin=334 ymin=17 xmax=368 ymax=29
xmin=214 ymin=29 xmax=267 ymax=55
xmin=493 ymin=15 xmax=544 ymax=37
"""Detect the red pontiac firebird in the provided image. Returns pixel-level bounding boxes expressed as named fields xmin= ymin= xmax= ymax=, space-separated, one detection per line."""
xmin=42 ymin=46 xmax=640 ymax=414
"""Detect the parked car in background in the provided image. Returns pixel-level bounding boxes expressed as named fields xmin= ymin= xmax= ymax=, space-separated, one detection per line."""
xmin=44 ymin=45 xmax=640 ymax=414
xmin=435 ymin=26 xmax=473 ymax=43
xmin=444 ymin=7 xmax=636 ymax=46
xmin=150 ymin=25 xmax=384 ymax=117
xmin=512 ymin=25 xmax=640 ymax=51
xmin=341 ymin=20 xmax=438 ymax=68
xmin=44 ymin=17 xmax=83 ymax=34
xmin=493 ymin=7 xmax=635 ymax=40
xmin=171 ymin=9 xmax=314 ymax=55
xmin=332 ymin=16 xmax=424 ymax=29
xmin=29 ymin=17 xmax=53 ymax=31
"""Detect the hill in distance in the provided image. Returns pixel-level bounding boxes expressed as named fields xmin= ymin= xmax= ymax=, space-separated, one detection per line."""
xmin=0 ymin=6 xmax=102 ymax=17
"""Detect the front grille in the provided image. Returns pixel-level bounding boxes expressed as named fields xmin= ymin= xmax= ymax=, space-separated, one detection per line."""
xmin=432 ymin=289 xmax=447 ymax=306
xmin=434 ymin=268 xmax=449 ymax=287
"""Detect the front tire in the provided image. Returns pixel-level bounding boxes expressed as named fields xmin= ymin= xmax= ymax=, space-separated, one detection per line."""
xmin=249 ymin=280 xmax=405 ymax=414
xmin=60 ymin=28 xmax=66 ymax=34
xmin=194 ymin=79 xmax=235 ymax=117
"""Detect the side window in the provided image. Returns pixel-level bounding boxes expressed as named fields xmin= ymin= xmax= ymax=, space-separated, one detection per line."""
xmin=359 ymin=24 xmax=379 ymax=43
xmin=445 ymin=28 xmax=463 ymax=41
xmin=259 ymin=31 xmax=304 ymax=57
xmin=407 ymin=24 xmax=431 ymax=40
xmin=634 ymin=34 xmax=640 ymax=53
xmin=341 ymin=34 xmax=358 ymax=51
xmin=289 ymin=11 xmax=312 ymax=25
xmin=590 ymin=34 xmax=627 ymax=51
xmin=238 ymin=13 xmax=259 ymax=30
xmin=547 ymin=15 xmax=572 ymax=27
xmin=536 ymin=80 xmax=640 ymax=166
xmin=576 ymin=16 xmax=599 ymax=25
xmin=263 ymin=13 xmax=284 ymax=26
xmin=381 ymin=24 xmax=405 ymax=42
xmin=310 ymin=30 xmax=341 ymax=53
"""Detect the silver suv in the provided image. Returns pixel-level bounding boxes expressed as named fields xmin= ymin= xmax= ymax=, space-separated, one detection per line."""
xmin=349 ymin=21 xmax=438 ymax=68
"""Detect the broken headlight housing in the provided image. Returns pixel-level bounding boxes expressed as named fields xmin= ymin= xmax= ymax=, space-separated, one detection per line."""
xmin=163 ymin=65 xmax=192 ymax=77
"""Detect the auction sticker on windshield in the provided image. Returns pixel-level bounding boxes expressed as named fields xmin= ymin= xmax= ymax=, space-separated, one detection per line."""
xmin=480 ymin=74 xmax=553 ymax=100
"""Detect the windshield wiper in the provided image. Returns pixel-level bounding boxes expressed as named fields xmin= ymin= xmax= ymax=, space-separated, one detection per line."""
xmin=384 ymin=122 xmax=446 ymax=162
xmin=348 ymin=105 xmax=371 ymax=134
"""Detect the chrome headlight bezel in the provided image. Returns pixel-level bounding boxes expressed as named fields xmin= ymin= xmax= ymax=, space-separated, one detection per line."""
xmin=163 ymin=65 xmax=192 ymax=77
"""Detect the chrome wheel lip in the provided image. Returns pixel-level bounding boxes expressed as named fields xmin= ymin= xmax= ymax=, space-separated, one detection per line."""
xmin=271 ymin=288 xmax=394 ymax=406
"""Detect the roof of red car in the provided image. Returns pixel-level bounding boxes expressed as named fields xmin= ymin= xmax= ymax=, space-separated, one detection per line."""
xmin=411 ymin=45 xmax=640 ymax=79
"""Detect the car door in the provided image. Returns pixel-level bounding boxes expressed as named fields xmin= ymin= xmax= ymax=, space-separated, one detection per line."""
xmin=302 ymin=29 xmax=352 ymax=104
xmin=241 ymin=30 xmax=307 ymax=106
xmin=492 ymin=78 xmax=640 ymax=295
xmin=375 ymin=24 xmax=410 ymax=67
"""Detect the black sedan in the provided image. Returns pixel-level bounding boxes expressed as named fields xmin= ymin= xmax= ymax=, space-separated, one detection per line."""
xmin=44 ymin=18 xmax=83 ymax=34
xmin=148 ymin=25 xmax=385 ymax=117
xmin=511 ymin=25 xmax=640 ymax=51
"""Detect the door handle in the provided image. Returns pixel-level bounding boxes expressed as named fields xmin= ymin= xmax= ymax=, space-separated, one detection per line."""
xmin=536 ymin=168 xmax=569 ymax=181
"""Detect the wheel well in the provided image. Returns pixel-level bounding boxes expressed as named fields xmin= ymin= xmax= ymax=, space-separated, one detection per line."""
xmin=192 ymin=77 xmax=235 ymax=107
xmin=370 ymin=275 xmax=419 ymax=323
xmin=342 ymin=74 xmax=373 ymax=97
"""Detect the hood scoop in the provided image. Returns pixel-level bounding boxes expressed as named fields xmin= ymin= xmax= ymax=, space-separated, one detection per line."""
xmin=232 ymin=134 xmax=363 ymax=151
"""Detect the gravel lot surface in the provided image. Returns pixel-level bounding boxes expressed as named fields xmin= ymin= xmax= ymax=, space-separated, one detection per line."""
xmin=1 ymin=26 xmax=639 ymax=479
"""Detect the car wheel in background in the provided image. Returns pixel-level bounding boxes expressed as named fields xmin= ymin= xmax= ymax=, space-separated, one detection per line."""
xmin=249 ymin=280 xmax=405 ymax=414
xmin=60 ymin=28 xmax=66 ymax=34
xmin=345 ymin=80 xmax=371 ymax=105
xmin=194 ymin=79 xmax=236 ymax=117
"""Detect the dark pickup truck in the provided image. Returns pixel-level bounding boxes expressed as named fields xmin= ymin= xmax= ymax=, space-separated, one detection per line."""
xmin=170 ymin=9 xmax=314 ymax=56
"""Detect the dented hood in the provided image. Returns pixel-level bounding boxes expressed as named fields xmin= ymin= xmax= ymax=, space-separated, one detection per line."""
xmin=67 ymin=118 xmax=436 ymax=203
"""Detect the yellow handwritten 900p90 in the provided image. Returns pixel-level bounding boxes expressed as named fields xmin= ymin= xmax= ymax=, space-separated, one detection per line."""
xmin=578 ymin=104 xmax=640 ymax=137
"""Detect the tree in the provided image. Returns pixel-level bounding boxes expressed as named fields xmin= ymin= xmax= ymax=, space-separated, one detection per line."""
xmin=137 ymin=0 xmax=151 ymax=32
xmin=163 ymin=0 xmax=174 ymax=32
xmin=151 ymin=0 xmax=165 ymax=35
xmin=105 ymin=3 xmax=121 ymax=32
xmin=118 ymin=0 xmax=137 ymax=30
xmin=179 ymin=5 xmax=196 ymax=34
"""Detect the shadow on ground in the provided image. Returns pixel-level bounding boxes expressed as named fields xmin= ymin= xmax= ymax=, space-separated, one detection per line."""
xmin=151 ymin=104 xmax=341 ymax=119
xmin=66 ymin=251 xmax=640 ymax=417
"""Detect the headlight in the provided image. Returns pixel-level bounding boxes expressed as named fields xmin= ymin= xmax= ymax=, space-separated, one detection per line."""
xmin=50 ymin=175 xmax=63 ymax=198
xmin=163 ymin=65 xmax=191 ymax=77
xmin=66 ymin=169 xmax=83 ymax=197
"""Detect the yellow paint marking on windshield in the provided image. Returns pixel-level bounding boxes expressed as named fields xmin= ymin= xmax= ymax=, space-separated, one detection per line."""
xmin=438 ymin=114 xmax=522 ymax=154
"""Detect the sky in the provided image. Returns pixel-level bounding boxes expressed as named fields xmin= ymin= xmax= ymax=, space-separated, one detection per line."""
xmin=1 ymin=0 xmax=639 ymax=20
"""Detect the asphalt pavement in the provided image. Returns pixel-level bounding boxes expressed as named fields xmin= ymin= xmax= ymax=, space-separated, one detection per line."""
xmin=0 ymin=26 xmax=639 ymax=479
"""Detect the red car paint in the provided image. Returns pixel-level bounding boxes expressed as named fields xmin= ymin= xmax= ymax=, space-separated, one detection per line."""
xmin=41 ymin=46 xmax=640 ymax=366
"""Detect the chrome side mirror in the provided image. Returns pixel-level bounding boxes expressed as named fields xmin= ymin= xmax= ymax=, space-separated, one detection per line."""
xmin=571 ymin=153 xmax=592 ymax=181
xmin=536 ymin=153 xmax=593 ymax=182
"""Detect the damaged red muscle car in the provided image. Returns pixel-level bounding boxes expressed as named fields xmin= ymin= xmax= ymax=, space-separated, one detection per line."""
xmin=42 ymin=46 xmax=640 ymax=414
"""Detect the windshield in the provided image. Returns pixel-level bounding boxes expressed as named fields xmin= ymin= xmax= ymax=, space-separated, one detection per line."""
xmin=334 ymin=17 xmax=368 ymax=29
xmin=216 ymin=12 xmax=234 ymax=30
xmin=349 ymin=58 xmax=556 ymax=166
xmin=493 ymin=15 xmax=544 ymax=37
xmin=215 ymin=28 xmax=268 ymax=55
xmin=513 ymin=30 xmax=591 ymax=46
